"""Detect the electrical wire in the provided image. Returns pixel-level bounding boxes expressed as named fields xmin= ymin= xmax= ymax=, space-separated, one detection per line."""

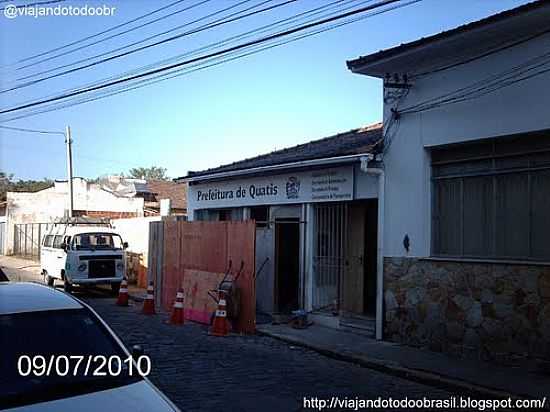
xmin=0 ymin=0 xmax=409 ymax=116
xmin=400 ymin=46 xmax=550 ymax=114
xmin=0 ymin=124 xmax=65 ymax=135
xmin=14 ymin=0 xmax=212 ymax=73
xmin=1 ymin=141 xmax=132 ymax=169
xmin=0 ymin=1 xmax=395 ymax=120
xmin=0 ymin=0 xmax=191 ymax=68
xmin=410 ymin=64 xmax=550 ymax=112
xmin=0 ymin=0 xmax=418 ymax=123
xmin=5 ymin=0 xmax=359 ymax=109
xmin=413 ymin=27 xmax=550 ymax=79
xmin=14 ymin=0 xmax=268 ymax=82
xmin=2 ymin=0 xmax=297 ymax=92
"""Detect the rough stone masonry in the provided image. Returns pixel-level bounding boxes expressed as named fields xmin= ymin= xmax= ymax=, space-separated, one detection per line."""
xmin=384 ymin=258 xmax=550 ymax=363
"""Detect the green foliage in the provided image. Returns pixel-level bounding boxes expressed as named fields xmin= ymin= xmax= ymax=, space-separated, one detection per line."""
xmin=0 ymin=171 xmax=53 ymax=202
xmin=128 ymin=166 xmax=169 ymax=181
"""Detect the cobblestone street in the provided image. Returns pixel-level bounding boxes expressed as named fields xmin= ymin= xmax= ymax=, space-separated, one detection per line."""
xmin=84 ymin=295 xmax=458 ymax=412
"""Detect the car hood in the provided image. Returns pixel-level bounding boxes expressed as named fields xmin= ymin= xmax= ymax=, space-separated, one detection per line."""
xmin=5 ymin=380 xmax=178 ymax=412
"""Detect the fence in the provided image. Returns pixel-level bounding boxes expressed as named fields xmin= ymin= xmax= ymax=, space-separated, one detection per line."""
xmin=13 ymin=223 xmax=53 ymax=260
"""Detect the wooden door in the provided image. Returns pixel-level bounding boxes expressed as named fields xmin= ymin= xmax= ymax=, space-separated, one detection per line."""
xmin=342 ymin=204 xmax=365 ymax=314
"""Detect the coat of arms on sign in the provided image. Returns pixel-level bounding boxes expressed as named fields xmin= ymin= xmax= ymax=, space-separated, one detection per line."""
xmin=286 ymin=176 xmax=300 ymax=199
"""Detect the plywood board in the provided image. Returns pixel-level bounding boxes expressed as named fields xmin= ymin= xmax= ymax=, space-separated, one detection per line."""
xmin=343 ymin=204 xmax=365 ymax=314
xmin=159 ymin=221 xmax=256 ymax=334
xmin=182 ymin=269 xmax=225 ymax=324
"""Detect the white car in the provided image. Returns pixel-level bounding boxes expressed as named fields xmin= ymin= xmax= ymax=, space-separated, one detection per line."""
xmin=0 ymin=282 xmax=179 ymax=412
xmin=40 ymin=224 xmax=126 ymax=294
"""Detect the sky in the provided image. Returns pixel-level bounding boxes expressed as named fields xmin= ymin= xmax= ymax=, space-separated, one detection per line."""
xmin=0 ymin=0 xmax=530 ymax=181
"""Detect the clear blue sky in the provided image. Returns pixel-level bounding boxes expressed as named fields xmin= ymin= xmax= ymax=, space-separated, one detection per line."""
xmin=0 ymin=0 xmax=529 ymax=181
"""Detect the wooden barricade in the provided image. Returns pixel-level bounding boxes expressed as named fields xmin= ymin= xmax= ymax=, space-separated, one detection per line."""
xmin=160 ymin=221 xmax=256 ymax=334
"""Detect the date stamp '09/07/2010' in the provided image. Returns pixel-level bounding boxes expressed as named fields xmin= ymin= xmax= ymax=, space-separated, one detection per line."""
xmin=17 ymin=355 xmax=151 ymax=378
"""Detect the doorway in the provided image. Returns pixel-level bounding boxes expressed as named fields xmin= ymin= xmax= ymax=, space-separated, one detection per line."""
xmin=342 ymin=200 xmax=378 ymax=318
xmin=274 ymin=219 xmax=300 ymax=314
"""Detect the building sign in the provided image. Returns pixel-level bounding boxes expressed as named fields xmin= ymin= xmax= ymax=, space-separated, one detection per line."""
xmin=190 ymin=166 xmax=354 ymax=209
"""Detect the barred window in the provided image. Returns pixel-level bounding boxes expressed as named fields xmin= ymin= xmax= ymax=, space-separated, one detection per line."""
xmin=431 ymin=131 xmax=550 ymax=261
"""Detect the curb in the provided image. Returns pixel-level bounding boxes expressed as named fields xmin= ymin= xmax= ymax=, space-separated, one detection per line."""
xmin=256 ymin=329 xmax=539 ymax=403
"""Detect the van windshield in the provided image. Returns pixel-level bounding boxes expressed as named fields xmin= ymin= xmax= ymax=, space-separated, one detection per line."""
xmin=72 ymin=233 xmax=123 ymax=251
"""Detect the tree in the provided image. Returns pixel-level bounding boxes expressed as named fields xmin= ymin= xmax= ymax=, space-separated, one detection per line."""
xmin=0 ymin=172 xmax=53 ymax=202
xmin=128 ymin=166 xmax=169 ymax=181
xmin=0 ymin=172 xmax=12 ymax=202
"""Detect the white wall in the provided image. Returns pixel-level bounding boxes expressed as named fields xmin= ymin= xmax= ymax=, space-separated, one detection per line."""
xmin=354 ymin=164 xmax=379 ymax=199
xmin=382 ymin=32 xmax=550 ymax=257
xmin=110 ymin=216 xmax=161 ymax=256
xmin=5 ymin=179 xmax=144 ymax=254
xmin=110 ymin=216 xmax=162 ymax=278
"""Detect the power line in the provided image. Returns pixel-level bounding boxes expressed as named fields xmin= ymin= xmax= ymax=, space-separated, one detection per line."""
xmin=0 ymin=141 xmax=132 ymax=169
xmin=0 ymin=124 xmax=65 ymax=135
xmin=1 ymin=1 xmax=414 ymax=122
xmin=413 ymin=27 xmax=550 ymax=79
xmin=0 ymin=0 xmax=190 ymax=68
xmin=406 ymin=64 xmax=550 ymax=113
xmin=0 ymin=0 xmax=418 ymax=122
xmin=0 ymin=0 xmax=408 ymax=116
xmin=0 ymin=0 xmax=358 ymax=118
xmin=400 ymin=47 xmax=550 ymax=114
xmin=0 ymin=0 xmax=362 ymax=117
xmin=14 ymin=0 xmax=211 ymax=72
xmin=7 ymin=0 xmax=354 ymax=105
xmin=14 ymin=0 xmax=266 ymax=82
xmin=3 ymin=0 xmax=296 ymax=92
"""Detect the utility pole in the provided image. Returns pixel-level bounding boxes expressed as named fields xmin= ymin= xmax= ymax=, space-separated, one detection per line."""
xmin=65 ymin=125 xmax=74 ymax=218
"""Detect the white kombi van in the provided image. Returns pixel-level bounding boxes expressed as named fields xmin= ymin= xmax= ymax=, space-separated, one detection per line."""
xmin=40 ymin=223 xmax=127 ymax=294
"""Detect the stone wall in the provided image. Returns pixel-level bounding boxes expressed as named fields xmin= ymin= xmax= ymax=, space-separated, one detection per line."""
xmin=384 ymin=257 xmax=550 ymax=363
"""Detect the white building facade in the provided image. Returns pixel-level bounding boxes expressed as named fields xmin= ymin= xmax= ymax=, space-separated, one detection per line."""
xmin=348 ymin=1 xmax=550 ymax=361
xmin=182 ymin=125 xmax=386 ymax=337
xmin=5 ymin=178 xmax=144 ymax=255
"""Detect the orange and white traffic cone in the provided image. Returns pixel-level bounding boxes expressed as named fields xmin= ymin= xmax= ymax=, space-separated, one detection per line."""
xmin=116 ymin=277 xmax=129 ymax=306
xmin=142 ymin=281 xmax=155 ymax=315
xmin=170 ymin=288 xmax=185 ymax=325
xmin=209 ymin=290 xmax=230 ymax=337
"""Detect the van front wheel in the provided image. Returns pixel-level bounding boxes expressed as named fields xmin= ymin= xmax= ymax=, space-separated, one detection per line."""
xmin=64 ymin=279 xmax=72 ymax=293
xmin=46 ymin=275 xmax=54 ymax=287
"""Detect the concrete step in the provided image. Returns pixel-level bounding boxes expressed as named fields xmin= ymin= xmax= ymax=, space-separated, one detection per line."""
xmin=340 ymin=318 xmax=376 ymax=337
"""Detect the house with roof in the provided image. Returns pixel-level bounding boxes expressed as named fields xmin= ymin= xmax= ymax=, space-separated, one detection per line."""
xmin=145 ymin=179 xmax=187 ymax=215
xmin=179 ymin=124 xmax=384 ymax=333
xmin=4 ymin=176 xmax=187 ymax=257
xmin=178 ymin=0 xmax=550 ymax=364
xmin=347 ymin=0 xmax=550 ymax=362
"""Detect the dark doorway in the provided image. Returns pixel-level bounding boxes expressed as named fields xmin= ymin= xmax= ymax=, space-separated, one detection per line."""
xmin=363 ymin=200 xmax=378 ymax=316
xmin=274 ymin=219 xmax=300 ymax=314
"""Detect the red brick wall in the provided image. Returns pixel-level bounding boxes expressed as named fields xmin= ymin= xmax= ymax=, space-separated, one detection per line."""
xmin=74 ymin=210 xmax=139 ymax=219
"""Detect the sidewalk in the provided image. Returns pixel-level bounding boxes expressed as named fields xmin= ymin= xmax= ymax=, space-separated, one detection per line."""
xmin=256 ymin=323 xmax=550 ymax=402
xmin=0 ymin=255 xmax=42 ymax=282
xmin=0 ymin=255 xmax=147 ymax=299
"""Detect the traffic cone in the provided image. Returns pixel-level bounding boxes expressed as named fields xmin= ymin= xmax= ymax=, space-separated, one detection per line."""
xmin=116 ymin=277 xmax=129 ymax=306
xmin=170 ymin=288 xmax=185 ymax=325
xmin=142 ymin=281 xmax=155 ymax=315
xmin=209 ymin=290 xmax=230 ymax=336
